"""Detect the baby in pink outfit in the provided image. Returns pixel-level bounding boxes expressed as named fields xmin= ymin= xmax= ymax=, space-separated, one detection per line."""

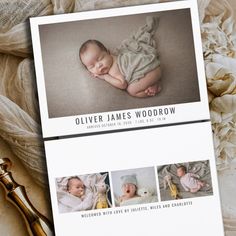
xmin=177 ymin=166 xmax=205 ymax=193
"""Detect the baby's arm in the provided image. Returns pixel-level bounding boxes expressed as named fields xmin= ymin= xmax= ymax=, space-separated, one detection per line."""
xmin=118 ymin=195 xmax=124 ymax=203
xmin=72 ymin=192 xmax=93 ymax=211
xmin=95 ymin=74 xmax=128 ymax=90
xmin=190 ymin=173 xmax=200 ymax=179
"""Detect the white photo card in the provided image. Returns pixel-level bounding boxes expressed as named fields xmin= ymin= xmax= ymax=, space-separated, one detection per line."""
xmin=30 ymin=0 xmax=210 ymax=138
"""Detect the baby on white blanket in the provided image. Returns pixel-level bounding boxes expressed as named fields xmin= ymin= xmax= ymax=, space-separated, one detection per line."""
xmin=57 ymin=176 xmax=93 ymax=213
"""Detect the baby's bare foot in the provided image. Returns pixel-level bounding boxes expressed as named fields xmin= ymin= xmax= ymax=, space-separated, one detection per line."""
xmin=145 ymin=84 xmax=161 ymax=96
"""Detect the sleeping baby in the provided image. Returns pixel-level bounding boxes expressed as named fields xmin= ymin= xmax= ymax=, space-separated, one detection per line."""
xmin=67 ymin=176 xmax=86 ymax=200
xmin=177 ymin=166 xmax=206 ymax=193
xmin=66 ymin=176 xmax=93 ymax=211
xmin=118 ymin=174 xmax=139 ymax=203
xmin=79 ymin=16 xmax=161 ymax=98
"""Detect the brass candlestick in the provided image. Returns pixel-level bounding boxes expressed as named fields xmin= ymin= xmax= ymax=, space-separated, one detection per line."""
xmin=0 ymin=158 xmax=54 ymax=236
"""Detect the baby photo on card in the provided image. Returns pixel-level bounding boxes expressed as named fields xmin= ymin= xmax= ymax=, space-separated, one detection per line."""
xmin=56 ymin=172 xmax=112 ymax=213
xmin=39 ymin=10 xmax=196 ymax=108
xmin=111 ymin=167 xmax=158 ymax=207
xmin=157 ymin=160 xmax=213 ymax=201
xmin=30 ymin=0 xmax=209 ymax=138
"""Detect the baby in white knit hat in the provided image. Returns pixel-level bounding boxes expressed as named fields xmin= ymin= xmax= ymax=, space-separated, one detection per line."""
xmin=118 ymin=174 xmax=138 ymax=203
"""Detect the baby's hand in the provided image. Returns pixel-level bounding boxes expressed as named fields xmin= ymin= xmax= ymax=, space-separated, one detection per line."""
xmin=95 ymin=74 xmax=107 ymax=80
xmin=90 ymin=73 xmax=106 ymax=80
xmin=118 ymin=196 xmax=123 ymax=203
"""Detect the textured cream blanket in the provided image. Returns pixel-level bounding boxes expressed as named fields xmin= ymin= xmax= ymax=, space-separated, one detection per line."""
xmin=117 ymin=16 xmax=160 ymax=84
xmin=0 ymin=0 xmax=235 ymax=233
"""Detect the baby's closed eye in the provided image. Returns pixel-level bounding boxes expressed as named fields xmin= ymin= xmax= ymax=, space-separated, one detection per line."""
xmin=87 ymin=65 xmax=94 ymax=69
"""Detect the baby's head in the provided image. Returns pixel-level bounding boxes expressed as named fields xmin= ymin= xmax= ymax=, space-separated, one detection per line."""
xmin=177 ymin=165 xmax=187 ymax=177
xmin=79 ymin=39 xmax=113 ymax=76
xmin=67 ymin=177 xmax=85 ymax=198
xmin=121 ymin=174 xmax=137 ymax=199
